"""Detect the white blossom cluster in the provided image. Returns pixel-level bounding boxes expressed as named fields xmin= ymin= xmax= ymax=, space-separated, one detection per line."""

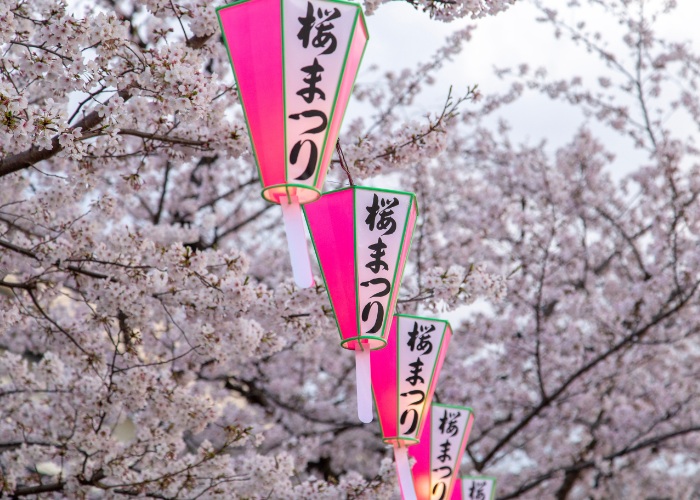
xmin=2 ymin=0 xmax=700 ymax=499
xmin=422 ymin=264 xmax=506 ymax=310
xmin=363 ymin=0 xmax=516 ymax=19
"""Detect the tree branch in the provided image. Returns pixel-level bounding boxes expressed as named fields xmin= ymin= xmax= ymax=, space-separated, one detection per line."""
xmin=479 ymin=279 xmax=700 ymax=468
xmin=0 ymin=89 xmax=130 ymax=179
xmin=499 ymin=424 xmax=700 ymax=499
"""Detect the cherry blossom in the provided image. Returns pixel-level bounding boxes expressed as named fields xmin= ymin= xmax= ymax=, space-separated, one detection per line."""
xmin=1 ymin=0 xmax=699 ymax=499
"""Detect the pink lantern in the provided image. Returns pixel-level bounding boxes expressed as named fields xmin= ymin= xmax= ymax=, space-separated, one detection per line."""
xmin=452 ymin=476 xmax=497 ymax=500
xmin=409 ymin=403 xmax=475 ymax=500
xmin=371 ymin=315 xmax=453 ymax=500
xmin=217 ymin=0 xmax=369 ymax=287
xmin=303 ymin=186 xmax=418 ymax=422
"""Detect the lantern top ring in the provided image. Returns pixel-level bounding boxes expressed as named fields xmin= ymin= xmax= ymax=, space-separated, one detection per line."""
xmin=320 ymin=185 xmax=421 ymax=215
xmin=261 ymin=184 xmax=322 ymax=205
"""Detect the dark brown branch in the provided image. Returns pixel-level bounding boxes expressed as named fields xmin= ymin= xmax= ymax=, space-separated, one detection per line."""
xmin=153 ymin=161 xmax=172 ymax=225
xmin=187 ymin=35 xmax=212 ymax=50
xmin=117 ymin=129 xmax=209 ymax=148
xmin=0 ymin=279 xmax=36 ymax=290
xmin=66 ymin=265 xmax=115 ymax=282
xmin=27 ymin=289 xmax=91 ymax=357
xmin=222 ymin=375 xmax=364 ymax=429
xmin=213 ymin=204 xmax=275 ymax=243
xmin=499 ymin=425 xmax=700 ymax=499
xmin=11 ymin=482 xmax=65 ymax=498
xmin=113 ymin=346 xmax=200 ymax=374
xmin=0 ymin=89 xmax=130 ymax=179
xmin=479 ymin=279 xmax=700 ymax=469
xmin=9 ymin=41 xmax=74 ymax=61
xmin=595 ymin=208 xmax=651 ymax=278
xmin=0 ymin=238 xmax=41 ymax=260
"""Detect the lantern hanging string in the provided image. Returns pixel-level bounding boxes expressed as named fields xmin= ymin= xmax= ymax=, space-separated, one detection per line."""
xmin=393 ymin=445 xmax=417 ymax=500
xmin=336 ymin=139 xmax=354 ymax=187
xmin=355 ymin=340 xmax=373 ymax=423
xmin=280 ymin=195 xmax=315 ymax=289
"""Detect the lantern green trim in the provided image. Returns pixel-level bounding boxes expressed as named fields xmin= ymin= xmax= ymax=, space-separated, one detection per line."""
xmin=215 ymin=0 xmax=268 ymax=197
xmin=302 ymin=203 xmax=342 ymax=344
xmin=339 ymin=335 xmax=387 ymax=350
xmin=261 ymin=183 xmax=322 ymax=204
xmin=381 ymin=436 xmax=420 ymax=446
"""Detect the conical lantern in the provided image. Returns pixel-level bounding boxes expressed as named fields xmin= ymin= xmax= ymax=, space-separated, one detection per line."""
xmin=452 ymin=476 xmax=497 ymax=500
xmin=371 ymin=315 xmax=453 ymax=500
xmin=304 ymin=186 xmax=418 ymax=422
xmin=217 ymin=0 xmax=369 ymax=287
xmin=409 ymin=403 xmax=475 ymax=500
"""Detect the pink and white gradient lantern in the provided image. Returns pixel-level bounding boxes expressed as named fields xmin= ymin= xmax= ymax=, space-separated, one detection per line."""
xmin=303 ymin=186 xmax=418 ymax=422
xmin=371 ymin=315 xmax=452 ymax=500
xmin=217 ymin=0 xmax=369 ymax=288
xmin=452 ymin=476 xmax=497 ymax=500
xmin=409 ymin=403 xmax=475 ymax=500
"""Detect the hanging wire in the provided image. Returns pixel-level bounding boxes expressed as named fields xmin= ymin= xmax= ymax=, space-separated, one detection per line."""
xmin=335 ymin=139 xmax=355 ymax=187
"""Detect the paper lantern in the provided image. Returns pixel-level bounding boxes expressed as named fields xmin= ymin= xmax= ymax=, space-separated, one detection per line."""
xmin=304 ymin=186 xmax=418 ymax=422
xmin=371 ymin=315 xmax=452 ymax=500
xmin=217 ymin=0 xmax=369 ymax=287
xmin=409 ymin=403 xmax=475 ymax=500
xmin=452 ymin=476 xmax=497 ymax=500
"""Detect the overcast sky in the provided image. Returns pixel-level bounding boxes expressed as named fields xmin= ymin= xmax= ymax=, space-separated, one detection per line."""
xmin=353 ymin=0 xmax=700 ymax=323
xmin=357 ymin=0 xmax=700 ymax=178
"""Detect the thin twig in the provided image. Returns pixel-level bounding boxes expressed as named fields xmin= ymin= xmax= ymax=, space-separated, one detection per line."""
xmin=335 ymin=140 xmax=354 ymax=186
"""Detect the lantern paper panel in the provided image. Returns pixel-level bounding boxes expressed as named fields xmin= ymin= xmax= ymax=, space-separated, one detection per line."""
xmin=452 ymin=476 xmax=497 ymax=500
xmin=217 ymin=0 xmax=369 ymax=205
xmin=371 ymin=315 xmax=452 ymax=500
xmin=304 ymin=186 xmax=418 ymax=351
xmin=409 ymin=403 xmax=475 ymax=500
xmin=372 ymin=315 xmax=452 ymax=447
xmin=217 ymin=0 xmax=369 ymax=288
xmin=304 ymin=186 xmax=417 ymax=422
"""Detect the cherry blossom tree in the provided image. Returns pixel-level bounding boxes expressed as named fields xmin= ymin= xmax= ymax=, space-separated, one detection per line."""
xmin=1 ymin=0 xmax=699 ymax=499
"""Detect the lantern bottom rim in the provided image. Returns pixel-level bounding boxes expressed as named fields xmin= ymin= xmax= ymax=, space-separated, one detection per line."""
xmin=340 ymin=335 xmax=387 ymax=351
xmin=261 ymin=184 xmax=321 ymax=205
xmin=382 ymin=437 xmax=420 ymax=447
